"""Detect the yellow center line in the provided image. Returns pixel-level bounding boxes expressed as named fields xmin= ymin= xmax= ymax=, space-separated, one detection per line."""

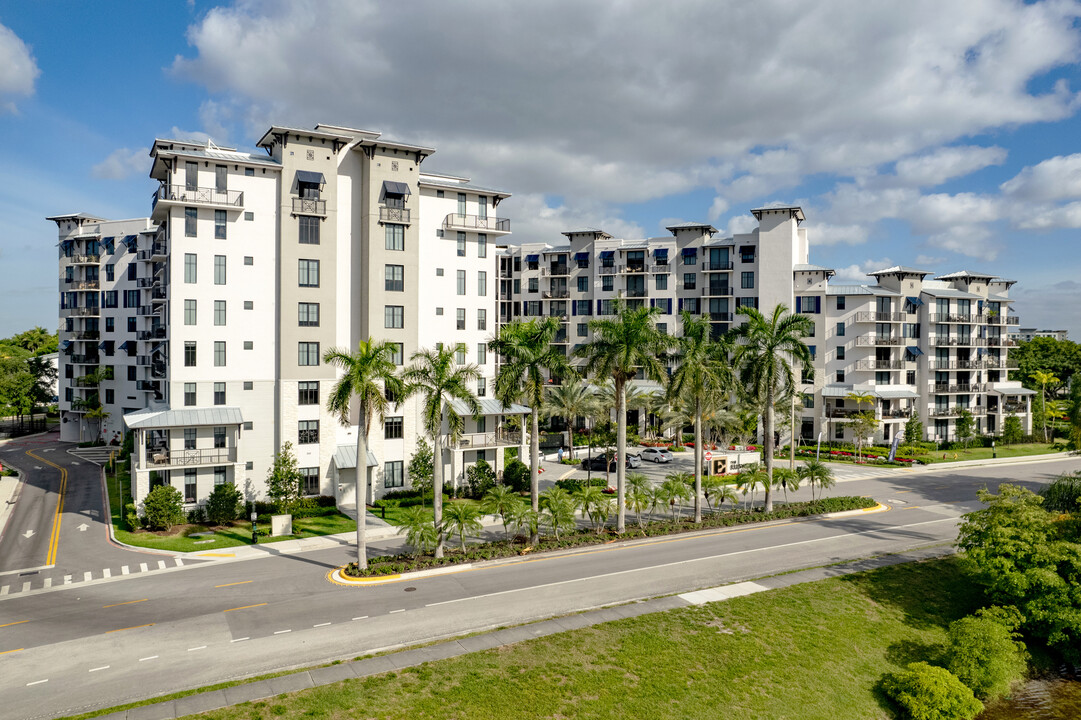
xmin=214 ymin=580 xmax=253 ymax=588
xmin=0 ymin=648 xmax=24 ymax=655
xmin=0 ymin=620 xmax=30 ymax=628
xmin=25 ymin=450 xmax=67 ymax=567
xmin=199 ymin=553 xmax=236 ymax=558
xmin=106 ymin=623 xmax=155 ymax=633
xmin=224 ymin=603 xmax=267 ymax=612
xmin=102 ymin=599 xmax=148 ymax=609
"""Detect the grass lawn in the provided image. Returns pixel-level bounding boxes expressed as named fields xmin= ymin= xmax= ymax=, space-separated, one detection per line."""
xmin=106 ymin=467 xmax=356 ymax=553
xmin=164 ymin=556 xmax=981 ymax=720
xmin=916 ymin=442 xmax=1061 ymax=464
xmin=374 ymin=498 xmax=483 ymax=527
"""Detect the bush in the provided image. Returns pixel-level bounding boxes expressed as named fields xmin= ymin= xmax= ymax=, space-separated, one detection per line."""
xmin=1039 ymin=471 xmax=1081 ymax=513
xmin=124 ymin=502 xmax=141 ymax=531
xmin=205 ymin=482 xmax=243 ymax=525
xmin=142 ymin=485 xmax=185 ymax=531
xmin=186 ymin=506 xmax=206 ymax=524
xmin=555 ymin=477 xmax=608 ymax=492
xmin=503 ymin=459 xmax=530 ymax=493
xmin=465 ymin=459 xmax=496 ymax=499
xmin=945 ymin=607 xmax=1027 ymax=700
xmin=882 ymin=662 xmax=983 ymax=720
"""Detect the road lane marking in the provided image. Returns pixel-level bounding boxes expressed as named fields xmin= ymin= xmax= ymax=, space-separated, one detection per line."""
xmin=273 ymin=629 xmax=291 ymax=634
xmin=187 ymin=646 xmax=207 ymax=652
xmin=895 ymin=489 xmax=913 ymax=493
xmin=63 ymin=575 xmax=71 ymax=585
xmin=157 ymin=560 xmax=166 ymax=570
xmin=21 ymin=582 xmax=30 ymax=592
xmin=352 ymin=616 xmax=368 ymax=621
xmin=83 ymin=572 xmax=92 ymax=582
xmin=425 ymin=517 xmax=959 ymax=607
xmin=106 ymin=623 xmax=155 ymax=633
xmin=26 ymin=679 xmax=47 ymax=686
xmin=25 ymin=450 xmax=66 ymax=567
xmin=102 ymin=599 xmax=148 ymax=608
xmin=175 ymin=558 xmax=184 ymax=566
xmin=139 ymin=563 xmax=148 ymax=573
xmin=389 ymin=609 xmax=405 ymax=614
xmin=43 ymin=577 xmax=52 ymax=589
xmin=215 ymin=580 xmax=253 ymax=588
xmin=138 ymin=656 xmax=158 ymax=662
xmin=0 ymin=620 xmax=29 ymax=628
xmin=89 ymin=666 xmax=110 ymax=672
xmin=224 ymin=603 xmax=267 ymax=612
xmin=0 ymin=586 xmax=8 ymax=596
xmin=121 ymin=566 xmax=130 ymax=575
xmin=313 ymin=622 xmax=331 ymax=628
xmin=0 ymin=648 xmax=23 ymax=655
xmin=231 ymin=637 xmax=249 ymax=643
xmin=102 ymin=568 xmax=111 ymax=578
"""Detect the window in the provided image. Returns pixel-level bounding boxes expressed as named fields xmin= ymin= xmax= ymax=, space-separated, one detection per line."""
xmin=836 ymin=322 xmax=845 ymax=337
xmin=102 ymin=291 xmax=117 ymax=309
xmin=214 ymin=209 xmax=226 ymax=239
xmin=455 ymin=343 xmax=466 ymax=364
xmin=741 ymin=271 xmax=754 ymax=289
xmin=837 ymin=345 xmax=846 ymax=360
xmin=212 ymin=164 xmax=227 ymax=192
xmin=298 ymin=302 xmax=320 ymax=327
xmin=385 ymin=305 xmax=404 ymax=328
xmin=657 ymin=323 xmax=668 ymax=335
xmin=293 ymin=467 xmax=316 ymax=495
xmin=105 ymin=317 xmax=114 ymax=332
xmin=436 ymin=307 xmax=444 ymax=315
xmin=103 ymin=388 xmax=113 ymax=404
xmin=436 ymin=268 xmax=444 ymax=277
xmin=836 ymin=370 xmax=845 ymax=383
xmin=185 ymin=207 xmax=197 ymax=237
xmin=244 ymin=211 xmax=254 ymax=221
xmin=655 ymin=274 xmax=668 ymax=290
xmin=298 ymin=215 xmax=319 ymax=244
xmin=478 ymin=195 xmax=488 ymax=219
xmin=214 ymin=342 xmax=226 ymax=367
xmin=385 ymin=224 xmax=404 ymax=251
xmin=243 ymin=421 xmax=253 ymax=431
xmin=602 ymin=276 xmax=614 ymax=292
xmin=244 ymin=256 xmax=253 ymax=265
xmin=683 ymin=249 xmax=697 ymax=266
xmin=478 ymin=233 xmax=487 ymax=258
xmin=184 ymin=469 xmax=197 ymax=503
xmin=477 ymin=343 xmax=486 ymax=364
xmin=298 ymin=420 xmax=319 ymax=444
xmin=245 ymin=167 xmax=254 ymax=177
xmin=384 ymin=461 xmax=404 ymax=489
xmin=243 ymin=381 xmax=253 ymax=390
xmin=214 ymin=300 xmax=226 ymax=326
xmin=298 ymin=342 xmax=320 ymax=366
xmin=457 ymin=270 xmax=466 ymax=295
xmin=740 ymin=245 xmax=755 ymax=263
xmin=457 ymin=193 xmax=467 ymax=215
xmin=298 ymin=259 xmax=320 ymax=287
xmin=244 ymin=340 xmax=253 ymax=350
xmin=184 ymin=300 xmax=197 ymax=325
xmin=127 ymin=263 xmax=137 ymax=280
xmin=457 ymin=232 xmax=466 ymax=257
xmin=577 ymin=276 xmax=589 ymax=292
xmin=105 ymin=264 xmax=114 ymax=281
xmin=385 ymin=417 xmax=403 ymax=439
xmin=127 ymin=365 xmax=137 ymax=381
xmin=299 ymin=381 xmax=319 ymax=404
xmin=578 ymin=322 xmax=588 ymax=337
xmin=477 ymin=378 xmax=487 ymax=397
xmin=477 ymin=308 xmax=487 ymax=331
xmin=513 ymin=278 xmax=520 ymax=294
xmin=184 ymin=254 xmax=197 ymax=283
xmin=385 ymin=264 xmax=404 ymax=292
xmin=184 ymin=341 xmax=196 ymax=367
xmin=457 ymin=308 xmax=466 ymax=330
xmin=214 ymin=255 xmax=226 ymax=285
xmin=478 ymin=270 xmax=487 ymax=296
xmin=436 ymin=189 xmax=444 ymax=198
xmin=213 ymin=426 xmax=226 ymax=449
xmin=528 ymin=277 xmax=539 ymax=293
xmin=836 ymin=296 xmax=846 ymax=310
xmin=244 ymin=300 xmax=253 ymax=310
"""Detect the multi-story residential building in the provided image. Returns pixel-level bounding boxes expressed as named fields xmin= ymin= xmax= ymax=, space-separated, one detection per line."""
xmin=1013 ymin=327 xmax=1069 ymax=342
xmin=498 ymin=208 xmax=1032 ymax=445
xmin=50 ymin=124 xmax=526 ymax=512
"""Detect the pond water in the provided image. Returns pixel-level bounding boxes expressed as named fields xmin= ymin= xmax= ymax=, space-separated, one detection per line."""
xmin=977 ymin=676 xmax=1081 ymax=719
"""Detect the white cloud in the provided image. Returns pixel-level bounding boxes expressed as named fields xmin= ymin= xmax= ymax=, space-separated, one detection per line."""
xmin=0 ymin=22 xmax=40 ymax=112
xmin=810 ymin=223 xmax=869 ymax=246
xmin=914 ymin=254 xmax=945 ymax=266
xmin=707 ymin=196 xmax=729 ymax=222
xmin=925 ymin=225 xmax=1000 ymax=260
xmin=168 ymin=126 xmax=214 ymax=144
xmin=91 ymin=148 xmax=148 ymax=180
xmin=499 ymin=193 xmax=645 ymax=244
xmin=725 ymin=214 xmax=759 ymax=236
xmin=833 ymin=258 xmax=894 ymax=283
xmin=1010 ymin=280 xmax=1081 ymax=340
xmin=1000 ymin=153 xmax=1081 ymax=201
xmin=893 ymin=145 xmax=1007 ymax=187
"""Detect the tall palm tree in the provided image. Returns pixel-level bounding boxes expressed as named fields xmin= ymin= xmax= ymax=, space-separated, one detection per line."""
xmin=541 ymin=377 xmax=596 ymax=460
xmin=1032 ymin=370 xmax=1060 ymax=443
xmin=729 ymin=305 xmax=813 ymax=513
xmin=489 ymin=318 xmax=572 ymax=544
xmin=324 ymin=339 xmax=406 ymax=570
xmin=798 ymin=459 xmax=834 ymax=501
xmin=402 ymin=345 xmax=481 ymax=558
xmin=441 ymin=501 xmax=483 ymax=552
xmin=668 ymin=311 xmax=733 ymax=522
xmin=576 ymin=300 xmax=671 ymax=533
xmin=662 ymin=472 xmax=693 ymax=522
xmin=846 ymin=390 xmax=875 ymax=463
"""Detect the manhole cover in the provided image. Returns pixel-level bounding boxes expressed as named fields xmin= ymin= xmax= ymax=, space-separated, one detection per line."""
xmin=404 ymin=587 xmax=417 ymax=592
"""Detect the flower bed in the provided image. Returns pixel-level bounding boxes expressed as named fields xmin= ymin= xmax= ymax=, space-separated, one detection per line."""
xmin=793 ymin=447 xmax=918 ymax=465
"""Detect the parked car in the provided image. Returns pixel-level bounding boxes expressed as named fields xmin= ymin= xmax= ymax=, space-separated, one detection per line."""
xmin=581 ymin=452 xmax=641 ymax=471
xmin=640 ymin=447 xmax=675 ymax=463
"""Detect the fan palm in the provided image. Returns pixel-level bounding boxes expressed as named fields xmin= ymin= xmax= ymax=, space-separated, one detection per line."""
xmin=661 ymin=472 xmax=693 ymax=522
xmin=702 ymin=475 xmax=738 ymax=512
xmin=576 ymin=300 xmax=672 ymax=532
xmin=489 ymin=318 xmax=572 ymax=543
xmin=441 ymin=501 xmax=483 ymax=552
xmin=540 ymin=487 xmax=577 ymax=539
xmin=480 ymin=485 xmax=525 ymax=540
xmin=572 ymin=484 xmax=608 ymax=531
xmin=396 ymin=505 xmax=436 ymax=557
xmin=798 ymin=459 xmax=835 ymax=500
xmin=402 ymin=345 xmax=481 ymax=558
xmin=541 ymin=377 xmax=596 ymax=460
xmin=324 ymin=338 xmax=406 ymax=569
xmin=729 ymin=305 xmax=813 ymax=512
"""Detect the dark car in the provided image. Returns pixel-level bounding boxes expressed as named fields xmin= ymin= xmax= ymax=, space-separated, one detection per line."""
xmin=580 ymin=452 xmax=640 ymax=471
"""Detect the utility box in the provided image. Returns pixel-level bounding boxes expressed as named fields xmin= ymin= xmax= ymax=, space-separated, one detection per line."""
xmin=271 ymin=514 xmax=293 ymax=537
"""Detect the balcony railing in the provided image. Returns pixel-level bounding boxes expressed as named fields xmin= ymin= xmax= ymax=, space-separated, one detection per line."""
xmin=1001 ymin=402 xmax=1028 ymax=413
xmin=69 ymin=280 xmax=99 ymax=291
xmin=701 ymin=286 xmax=732 ymax=297
xmin=541 ymin=265 xmax=569 ymax=277
xmin=136 ymin=380 xmax=160 ymax=392
xmin=709 ymin=312 xmax=733 ymax=322
xmin=498 ymin=291 xmax=512 ymax=300
xmin=542 ymin=290 xmax=570 ymax=299
xmin=598 ymin=265 xmax=617 ymax=275
xmin=985 ymin=337 xmax=1017 ymax=347
xmin=150 ymin=243 xmax=167 ymax=259
xmin=69 ymin=331 xmax=100 ymax=341
xmin=829 ymin=407 xmax=871 ymax=418
xmin=74 ymin=375 xmax=99 ymax=387
xmin=69 ymin=354 xmax=99 ymax=364
xmin=928 ymin=313 xmax=981 ymax=323
xmin=1005 ymin=316 xmax=1019 ymax=325
xmin=292 ymin=197 xmax=327 ymax=216
xmin=880 ymin=409 xmax=912 ymax=419
xmin=64 ymin=307 xmax=99 ymax=317
xmin=379 ymin=206 xmax=410 ymax=223
xmin=855 ymin=311 xmax=905 ymax=322
xmin=153 ymin=184 xmax=244 ymax=213
xmin=929 ymin=407 xmax=959 ymax=417
xmin=137 ymin=328 xmax=167 ymax=340
xmin=146 ymin=447 xmax=237 ymax=467
xmin=626 ymin=288 xmax=648 ymax=298
xmin=136 ymin=277 xmax=159 ymax=288
xmin=705 ymin=261 xmax=734 ymax=271
xmin=854 ymin=359 xmax=904 ymax=369
xmin=443 ymin=213 xmax=511 ymax=234
xmin=69 ymin=254 xmax=100 ymax=265
xmin=620 ymin=264 xmax=648 ymax=274
xmin=929 ymin=336 xmax=985 ymax=347
xmin=930 ymin=383 xmax=988 ymax=393
xmin=855 ymin=336 xmax=904 ymax=346
xmin=454 ymin=430 xmax=522 ymax=449
xmin=649 ymin=263 xmax=671 ymax=273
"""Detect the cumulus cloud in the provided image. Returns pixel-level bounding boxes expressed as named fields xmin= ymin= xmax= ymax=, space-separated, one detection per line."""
xmin=91 ymin=147 xmax=148 ymax=180
xmin=833 ymin=258 xmax=895 ymax=283
xmin=167 ymin=126 xmax=214 ymax=144
xmin=0 ymin=22 xmax=40 ymax=112
xmin=914 ymin=254 xmax=946 ymax=267
xmin=1000 ymin=153 xmax=1081 ymax=201
xmin=499 ymin=193 xmax=645 ymax=244
xmin=925 ymin=225 xmax=1001 ymax=260
xmin=810 ymin=223 xmax=869 ymax=246
xmin=1010 ymin=280 xmax=1081 ymax=340
xmin=893 ymin=145 xmax=1007 ymax=187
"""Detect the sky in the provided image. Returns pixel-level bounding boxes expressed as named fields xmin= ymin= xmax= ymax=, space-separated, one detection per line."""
xmin=1 ymin=0 xmax=1080 ymax=339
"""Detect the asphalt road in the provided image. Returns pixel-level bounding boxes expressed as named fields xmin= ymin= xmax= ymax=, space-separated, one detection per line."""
xmin=1 ymin=455 xmax=1077 ymax=719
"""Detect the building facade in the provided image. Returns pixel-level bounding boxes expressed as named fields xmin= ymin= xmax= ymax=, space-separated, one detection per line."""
xmin=51 ymin=124 xmax=525 ymax=511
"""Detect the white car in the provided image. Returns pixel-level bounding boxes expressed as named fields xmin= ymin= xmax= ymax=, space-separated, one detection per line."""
xmin=640 ymin=447 xmax=674 ymax=463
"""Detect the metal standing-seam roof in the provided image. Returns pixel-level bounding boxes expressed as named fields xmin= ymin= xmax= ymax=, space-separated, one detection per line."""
xmin=124 ymin=407 xmax=244 ymax=429
xmin=331 ymin=446 xmax=379 ymax=470
xmin=448 ymin=398 xmax=531 ymax=416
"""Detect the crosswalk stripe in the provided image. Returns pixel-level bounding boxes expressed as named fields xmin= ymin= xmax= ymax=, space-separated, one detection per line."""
xmin=174 ymin=558 xmax=183 ymax=567
xmin=1 ymin=585 xmax=9 ymax=595
xmin=102 ymin=568 xmax=111 ymax=579
xmin=157 ymin=560 xmax=166 ymax=570
xmin=43 ymin=577 xmax=52 ymax=588
xmin=121 ymin=565 xmax=130 ymax=575
xmin=83 ymin=571 xmax=92 ymax=582
xmin=139 ymin=563 xmax=148 ymax=572
xmin=63 ymin=575 xmax=71 ymax=585
xmin=22 ymin=582 xmax=30 ymax=592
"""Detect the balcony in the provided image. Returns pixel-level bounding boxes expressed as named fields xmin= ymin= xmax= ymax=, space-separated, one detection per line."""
xmin=880 ymin=409 xmax=912 ymax=419
xmin=929 ymin=407 xmax=959 ymax=417
xmin=69 ymin=331 xmax=100 ymax=341
xmin=649 ymin=263 xmax=671 ymax=274
xmin=136 ymin=380 xmax=160 ymax=392
xmin=929 ymin=336 xmax=985 ymax=347
xmin=454 ymin=429 xmax=522 ymax=449
xmin=150 ymin=288 xmax=167 ymax=303
xmin=137 ymin=305 xmax=159 ymax=316
xmin=136 ymin=277 xmax=159 ymax=288
xmin=701 ymin=286 xmax=732 ymax=297
xmin=854 ymin=359 xmax=904 ymax=370
xmin=68 ymin=280 xmax=99 ymax=291
xmin=69 ymin=354 xmax=100 ymax=364
xmin=74 ymin=375 xmax=99 ymax=387
xmin=146 ymin=446 xmax=238 ymax=468
xmin=64 ymin=307 xmax=99 ymax=317
xmin=498 ymin=291 xmax=512 ymax=301
xmin=619 ymin=264 xmax=648 ymax=274
xmin=541 ymin=265 xmax=569 ymax=277
xmin=855 ymin=311 xmax=905 ymax=322
xmin=137 ymin=328 xmax=167 ymax=340
xmin=626 ymin=288 xmax=648 ymax=298
xmin=598 ymin=264 xmax=617 ymax=275
xmin=379 ymin=206 xmax=410 ymax=224
xmin=829 ymin=407 xmax=871 ymax=418
xmin=542 ymin=290 xmax=570 ymax=299
xmin=928 ymin=313 xmax=979 ymax=323
xmin=442 ymin=213 xmax=511 ymax=235
xmin=152 ymin=184 xmax=244 ymax=221
xmin=69 ymin=254 xmax=100 ymax=265
xmin=930 ymin=383 xmax=988 ymax=393
xmin=554 ymin=331 xmax=568 ymax=343
xmin=150 ymin=243 xmax=167 ymax=260
xmin=1005 ymin=316 xmax=1019 ymax=325
xmin=855 ymin=336 xmax=904 ymax=346
xmin=709 ymin=312 xmax=733 ymax=322
xmin=292 ymin=197 xmax=327 ymax=217
xmin=985 ymin=337 xmax=1017 ymax=347
xmin=1001 ymin=402 xmax=1028 ymax=413
xmin=704 ymin=261 xmax=734 ymax=271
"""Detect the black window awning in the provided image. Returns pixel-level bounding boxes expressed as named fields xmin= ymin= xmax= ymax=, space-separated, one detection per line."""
xmin=574 ymin=252 xmax=589 ymax=261
xmin=526 ymin=254 xmax=539 ymax=263
xmin=653 ymin=248 xmax=668 ymax=258
xmin=906 ymin=346 xmax=924 ymax=357
xmin=118 ymin=341 xmax=131 ymax=350
xmin=122 ymin=235 xmax=138 ymax=250
xmin=682 ymin=247 xmax=697 ymax=256
xmin=379 ymin=180 xmax=411 ymax=201
xmin=296 ymin=170 xmax=325 ymax=186
xmin=906 ymin=296 xmax=924 ymax=307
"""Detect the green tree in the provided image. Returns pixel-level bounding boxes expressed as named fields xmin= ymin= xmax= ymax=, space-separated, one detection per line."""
xmin=324 ymin=338 xmax=406 ymax=570
xmin=1039 ymin=471 xmax=1081 ymax=513
xmin=465 ymin=459 xmax=496 ymax=499
xmin=507 ymin=502 xmax=540 ymax=541
xmin=1012 ymin=337 xmax=1081 ymax=393
xmin=702 ymin=474 xmax=737 ymax=511
xmin=846 ymin=391 xmax=876 ymax=462
xmin=882 ymin=662 xmax=983 ymax=720
xmin=661 ymin=472 xmax=693 ymax=522
xmin=735 ymin=463 xmax=769 ymax=510
xmin=539 ymin=486 xmax=577 ymax=539
xmin=904 ymin=412 xmax=924 ymax=445
xmin=954 ymin=407 xmax=976 ymax=450
xmin=541 ymin=376 xmax=596 ymax=460
xmin=772 ymin=466 xmax=799 ymax=504
xmin=403 ymin=344 xmax=481 ymax=558
xmin=1031 ymin=370 xmax=1060 ymax=442
xmin=729 ymin=305 xmax=813 ymax=512
xmin=205 ymin=482 xmax=243 ymax=526
xmin=397 ymin=505 xmax=437 ymax=557
xmin=407 ymin=437 xmax=434 ymax=504
xmin=489 ymin=318 xmax=572 ymax=544
xmin=266 ymin=441 xmax=302 ymax=515
xmin=502 ymin=458 xmax=530 ymax=493
xmin=1001 ymin=414 xmax=1023 ymax=446
xmin=441 ymin=501 xmax=483 ymax=552
xmin=668 ymin=311 xmax=733 ymax=523
xmin=576 ymin=300 xmax=671 ymax=532
xmin=142 ymin=484 xmax=185 ymax=531
xmin=480 ymin=485 xmax=524 ymax=539
xmin=1068 ymin=380 xmax=1081 ymax=450
xmin=945 ymin=606 xmax=1027 ymax=701
xmin=626 ymin=473 xmax=652 ymax=527
xmin=572 ymin=483 xmax=608 ymax=531
xmin=798 ymin=459 xmax=834 ymax=501
xmin=6 ymin=327 xmax=58 ymax=356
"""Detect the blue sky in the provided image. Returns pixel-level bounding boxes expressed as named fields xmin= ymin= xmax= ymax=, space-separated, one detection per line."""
xmin=2 ymin=1 xmax=1080 ymax=339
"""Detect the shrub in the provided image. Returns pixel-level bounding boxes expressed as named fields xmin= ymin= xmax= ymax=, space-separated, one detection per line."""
xmin=205 ymin=482 xmax=243 ymax=525
xmin=503 ymin=459 xmax=530 ymax=493
xmin=186 ymin=506 xmax=206 ymax=524
xmin=555 ymin=477 xmax=608 ymax=492
xmin=266 ymin=441 xmax=302 ymax=514
xmin=882 ymin=662 xmax=983 ymax=720
xmin=945 ymin=607 xmax=1027 ymax=700
xmin=465 ymin=459 xmax=496 ymax=499
xmin=1039 ymin=471 xmax=1081 ymax=513
xmin=142 ymin=485 xmax=185 ymax=531
xmin=124 ymin=502 xmax=141 ymax=531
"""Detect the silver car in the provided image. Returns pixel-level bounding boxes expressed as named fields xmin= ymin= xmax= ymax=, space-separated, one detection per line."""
xmin=640 ymin=447 xmax=674 ymax=463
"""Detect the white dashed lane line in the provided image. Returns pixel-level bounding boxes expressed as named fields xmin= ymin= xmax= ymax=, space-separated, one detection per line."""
xmin=313 ymin=622 xmax=331 ymax=628
xmin=138 ymin=656 xmax=158 ymax=662
xmin=273 ymin=629 xmax=291 ymax=635
xmin=352 ymin=616 xmax=367 ymax=621
xmin=89 ymin=666 xmax=109 ymax=672
xmin=26 ymin=679 xmax=48 ymax=686
xmin=188 ymin=646 xmax=206 ymax=652
xmin=231 ymin=637 xmax=249 ymax=643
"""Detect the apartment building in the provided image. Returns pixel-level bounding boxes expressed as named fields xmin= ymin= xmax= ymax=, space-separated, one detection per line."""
xmin=1013 ymin=327 xmax=1069 ymax=342
xmin=51 ymin=124 xmax=525 ymax=511
xmin=498 ymin=208 xmax=1031 ymax=444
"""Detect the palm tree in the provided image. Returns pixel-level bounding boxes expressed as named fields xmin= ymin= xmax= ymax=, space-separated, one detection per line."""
xmin=542 ymin=377 xmax=596 ymax=460
xmin=441 ymin=501 xmax=483 ymax=552
xmin=508 ymin=502 xmax=540 ymax=541
xmin=661 ymin=472 xmax=693 ymax=522
xmin=626 ymin=474 xmax=651 ymax=528
xmin=730 ymin=305 xmax=814 ymax=512
xmin=772 ymin=466 xmax=799 ymax=504
xmin=576 ymin=300 xmax=672 ymax=533
xmin=397 ymin=505 xmax=436 ymax=557
xmin=324 ymin=339 xmax=406 ymax=570
xmin=1032 ymin=370 xmax=1060 ymax=443
xmin=735 ymin=463 xmax=769 ymax=510
xmin=402 ymin=345 xmax=481 ymax=558
xmin=798 ymin=459 xmax=835 ymax=500
xmin=480 ymin=485 xmax=524 ymax=540
xmin=572 ymin=484 xmax=607 ymax=531
xmin=540 ymin=487 xmax=577 ymax=539
xmin=846 ymin=390 xmax=875 ymax=463
xmin=702 ymin=475 xmax=737 ymax=512
xmin=489 ymin=318 xmax=572 ymax=544
xmin=668 ymin=311 xmax=733 ymax=523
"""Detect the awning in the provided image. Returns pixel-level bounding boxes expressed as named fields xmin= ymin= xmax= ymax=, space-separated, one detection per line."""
xmin=526 ymin=254 xmax=539 ymax=262
xmin=118 ymin=341 xmax=131 ymax=351
xmin=874 ymin=388 xmax=920 ymax=399
xmin=60 ymin=340 xmax=72 ymax=349
xmin=379 ymin=180 xmax=411 ymax=201
xmin=295 ymin=170 xmax=325 ymax=186
xmin=653 ymin=248 xmax=668 ymax=258
xmin=60 ymin=239 xmax=74 ymax=250
xmin=124 ymin=406 xmax=244 ymax=430
xmin=905 ymin=346 xmax=924 ymax=357
xmin=331 ymin=445 xmax=379 ymax=470
xmin=151 ymin=342 xmax=165 ymax=354
xmin=102 ymin=237 xmax=115 ymax=254
xmin=682 ymin=247 xmax=697 ymax=256
xmin=97 ymin=341 xmax=108 ymax=350
xmin=121 ymin=235 xmax=138 ymax=250
xmin=574 ymin=252 xmax=589 ymax=261
xmin=906 ymin=296 xmax=924 ymax=307
xmin=599 ymin=250 xmax=615 ymax=260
